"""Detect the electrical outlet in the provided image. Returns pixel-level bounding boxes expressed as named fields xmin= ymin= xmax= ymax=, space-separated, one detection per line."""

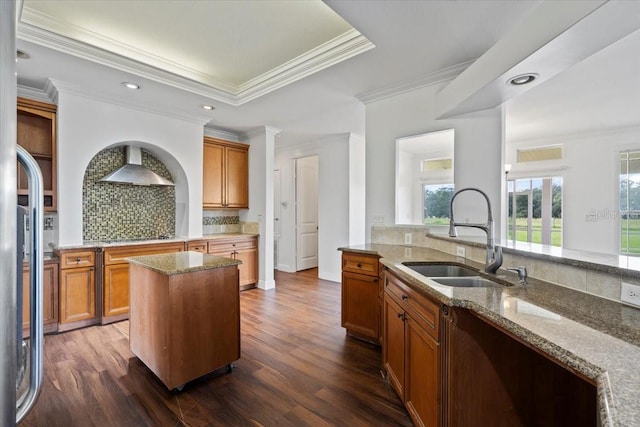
xmin=621 ymin=282 xmax=640 ymax=307
xmin=456 ymin=246 xmax=466 ymax=258
xmin=404 ymin=233 xmax=412 ymax=245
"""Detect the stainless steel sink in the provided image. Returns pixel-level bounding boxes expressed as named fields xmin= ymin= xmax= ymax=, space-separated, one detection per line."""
xmin=431 ymin=277 xmax=502 ymax=288
xmin=402 ymin=263 xmax=477 ymax=277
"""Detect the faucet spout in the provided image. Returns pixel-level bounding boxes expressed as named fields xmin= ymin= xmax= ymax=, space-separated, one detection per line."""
xmin=448 ymin=187 xmax=503 ymax=274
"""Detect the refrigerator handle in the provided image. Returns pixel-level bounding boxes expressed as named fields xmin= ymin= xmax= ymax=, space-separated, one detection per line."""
xmin=16 ymin=146 xmax=44 ymax=423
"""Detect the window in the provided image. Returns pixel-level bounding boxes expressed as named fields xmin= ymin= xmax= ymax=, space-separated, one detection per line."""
xmin=507 ymin=177 xmax=562 ymax=246
xmin=423 ymin=183 xmax=454 ymax=225
xmin=620 ymin=151 xmax=640 ymax=255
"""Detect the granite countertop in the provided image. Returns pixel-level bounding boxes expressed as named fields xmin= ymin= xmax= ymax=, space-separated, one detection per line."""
xmin=340 ymin=243 xmax=640 ymax=427
xmin=201 ymin=233 xmax=259 ymax=240
xmin=55 ymin=233 xmax=259 ymax=250
xmin=126 ymin=251 xmax=242 ymax=276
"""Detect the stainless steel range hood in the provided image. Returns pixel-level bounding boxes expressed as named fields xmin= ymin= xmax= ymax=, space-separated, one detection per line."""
xmin=100 ymin=146 xmax=174 ymax=186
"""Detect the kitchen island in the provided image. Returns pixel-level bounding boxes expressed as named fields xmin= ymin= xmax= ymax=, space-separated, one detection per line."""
xmin=127 ymin=251 xmax=241 ymax=390
xmin=340 ymin=243 xmax=640 ymax=427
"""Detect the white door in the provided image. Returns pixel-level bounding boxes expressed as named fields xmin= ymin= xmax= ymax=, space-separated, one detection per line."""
xmin=295 ymin=156 xmax=319 ymax=271
xmin=274 ymin=169 xmax=281 ymax=269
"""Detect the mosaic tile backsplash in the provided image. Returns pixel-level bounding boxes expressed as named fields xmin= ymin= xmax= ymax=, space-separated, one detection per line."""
xmin=83 ymin=146 xmax=175 ymax=241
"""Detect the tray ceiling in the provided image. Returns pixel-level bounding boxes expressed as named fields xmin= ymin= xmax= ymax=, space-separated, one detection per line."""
xmin=18 ymin=0 xmax=374 ymax=105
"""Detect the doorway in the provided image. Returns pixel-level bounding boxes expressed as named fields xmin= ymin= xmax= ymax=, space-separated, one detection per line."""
xmin=295 ymin=156 xmax=319 ymax=271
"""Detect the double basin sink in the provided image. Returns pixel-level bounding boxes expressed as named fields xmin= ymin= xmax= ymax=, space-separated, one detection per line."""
xmin=402 ymin=262 xmax=503 ymax=288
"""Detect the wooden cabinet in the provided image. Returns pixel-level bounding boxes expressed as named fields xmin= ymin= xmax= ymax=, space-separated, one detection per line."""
xmin=445 ymin=307 xmax=597 ymax=427
xmin=187 ymin=240 xmax=208 ymax=253
xmin=56 ymin=249 xmax=97 ymax=331
xmin=208 ymin=236 xmax=258 ymax=290
xmin=341 ymin=251 xmax=382 ymax=343
xmin=22 ymin=260 xmax=59 ymax=336
xmin=17 ymin=97 xmax=57 ymax=211
xmin=102 ymin=242 xmax=184 ymax=323
xmin=384 ymin=270 xmax=441 ymax=427
xmin=129 ymin=259 xmax=240 ymax=390
xmin=203 ymin=137 xmax=249 ymax=209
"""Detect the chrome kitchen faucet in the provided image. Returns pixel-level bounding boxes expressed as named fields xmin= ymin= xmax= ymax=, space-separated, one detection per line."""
xmin=448 ymin=187 xmax=503 ymax=274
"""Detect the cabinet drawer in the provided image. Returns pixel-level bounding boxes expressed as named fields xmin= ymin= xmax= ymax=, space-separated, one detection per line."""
xmin=342 ymin=252 xmax=379 ymax=277
xmin=386 ymin=271 xmax=439 ymax=341
xmin=104 ymin=242 xmax=185 ymax=265
xmin=187 ymin=241 xmax=208 ymax=253
xmin=60 ymin=250 xmax=95 ymax=269
xmin=208 ymin=237 xmax=257 ymax=254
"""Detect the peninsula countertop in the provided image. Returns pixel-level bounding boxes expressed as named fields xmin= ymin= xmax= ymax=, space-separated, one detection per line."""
xmin=126 ymin=251 xmax=241 ymax=276
xmin=340 ymin=243 xmax=640 ymax=427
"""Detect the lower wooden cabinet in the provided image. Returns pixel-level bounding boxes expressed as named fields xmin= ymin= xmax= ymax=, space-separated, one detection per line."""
xmin=56 ymin=249 xmax=97 ymax=331
xmin=208 ymin=236 xmax=258 ymax=290
xmin=102 ymin=242 xmax=185 ymax=323
xmin=22 ymin=261 xmax=59 ymax=336
xmin=341 ymin=251 xmax=382 ymax=343
xmin=384 ymin=270 xmax=441 ymax=427
xmin=342 ymin=271 xmax=380 ymax=342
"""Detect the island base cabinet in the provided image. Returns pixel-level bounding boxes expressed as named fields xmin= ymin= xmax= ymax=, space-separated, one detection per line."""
xmin=383 ymin=270 xmax=441 ymax=427
xmin=383 ymin=294 xmax=405 ymax=398
xmin=129 ymin=264 xmax=240 ymax=390
xmin=405 ymin=316 xmax=439 ymax=427
xmin=342 ymin=272 xmax=379 ymax=342
xmin=446 ymin=308 xmax=597 ymax=427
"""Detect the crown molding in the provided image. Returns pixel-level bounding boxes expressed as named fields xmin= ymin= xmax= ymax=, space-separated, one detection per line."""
xmin=48 ymin=78 xmax=212 ymax=126
xmin=17 ymin=84 xmax=52 ymax=103
xmin=236 ymin=30 xmax=374 ymax=103
xmin=17 ymin=8 xmax=373 ymax=106
xmin=203 ymin=127 xmax=241 ymax=142
xmin=356 ymin=59 xmax=475 ymax=104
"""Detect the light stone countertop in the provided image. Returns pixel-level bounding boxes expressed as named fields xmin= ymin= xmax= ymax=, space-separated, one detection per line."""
xmin=340 ymin=243 xmax=640 ymax=427
xmin=55 ymin=233 xmax=259 ymax=250
xmin=126 ymin=251 xmax=241 ymax=276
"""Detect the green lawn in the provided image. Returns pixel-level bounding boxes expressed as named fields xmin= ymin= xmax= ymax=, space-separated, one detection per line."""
xmin=621 ymin=219 xmax=640 ymax=254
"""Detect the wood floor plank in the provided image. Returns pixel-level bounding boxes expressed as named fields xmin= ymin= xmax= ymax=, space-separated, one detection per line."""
xmin=20 ymin=268 xmax=411 ymax=426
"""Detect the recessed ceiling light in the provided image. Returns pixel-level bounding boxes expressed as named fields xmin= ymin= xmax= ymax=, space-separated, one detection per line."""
xmin=201 ymin=105 xmax=215 ymax=111
xmin=16 ymin=50 xmax=30 ymax=60
xmin=508 ymin=73 xmax=538 ymax=86
xmin=122 ymin=82 xmax=141 ymax=90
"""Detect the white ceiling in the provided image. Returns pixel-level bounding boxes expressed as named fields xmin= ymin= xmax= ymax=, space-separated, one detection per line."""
xmin=14 ymin=0 xmax=639 ymax=148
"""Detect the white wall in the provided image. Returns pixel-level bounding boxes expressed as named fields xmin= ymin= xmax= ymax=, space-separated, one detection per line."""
xmin=348 ymin=133 xmax=366 ymax=245
xmin=240 ymin=126 xmax=279 ymax=290
xmin=275 ymin=133 xmax=365 ymax=282
xmin=366 ymin=82 xmax=504 ymax=241
xmin=506 ymin=126 xmax=640 ymax=254
xmin=55 ymin=89 xmax=206 ymax=245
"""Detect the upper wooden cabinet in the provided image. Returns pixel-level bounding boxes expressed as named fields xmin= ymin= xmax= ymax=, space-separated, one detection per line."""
xmin=203 ymin=137 xmax=249 ymax=209
xmin=17 ymin=97 xmax=57 ymax=212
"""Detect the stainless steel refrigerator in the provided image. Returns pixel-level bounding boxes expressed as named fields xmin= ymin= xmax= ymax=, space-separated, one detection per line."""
xmin=1 ymin=2 xmax=45 ymax=424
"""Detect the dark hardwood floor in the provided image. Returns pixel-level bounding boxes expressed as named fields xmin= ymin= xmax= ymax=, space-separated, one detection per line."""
xmin=20 ymin=269 xmax=411 ymax=426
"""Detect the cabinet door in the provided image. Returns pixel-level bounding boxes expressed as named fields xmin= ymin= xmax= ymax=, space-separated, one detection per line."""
xmin=342 ymin=272 xmax=380 ymax=341
xmin=60 ymin=266 xmax=95 ymax=323
xmin=405 ymin=315 xmax=440 ymax=427
xmin=203 ymin=142 xmax=224 ymax=208
xmin=236 ymin=247 xmax=258 ymax=288
xmin=225 ymin=146 xmax=249 ymax=208
xmin=22 ymin=263 xmax=59 ymax=334
xmin=103 ymin=264 xmax=130 ymax=317
xmin=384 ymin=293 xmax=406 ymax=399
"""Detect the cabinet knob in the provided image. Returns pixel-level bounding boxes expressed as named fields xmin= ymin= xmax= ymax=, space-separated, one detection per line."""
xmin=373 ymin=278 xmax=378 ymax=283
xmin=397 ymin=313 xmax=405 ymax=321
xmin=75 ymin=258 xmax=81 ymax=263
xmin=402 ymin=294 xmax=408 ymax=301
xmin=356 ymin=263 xmax=362 ymax=268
